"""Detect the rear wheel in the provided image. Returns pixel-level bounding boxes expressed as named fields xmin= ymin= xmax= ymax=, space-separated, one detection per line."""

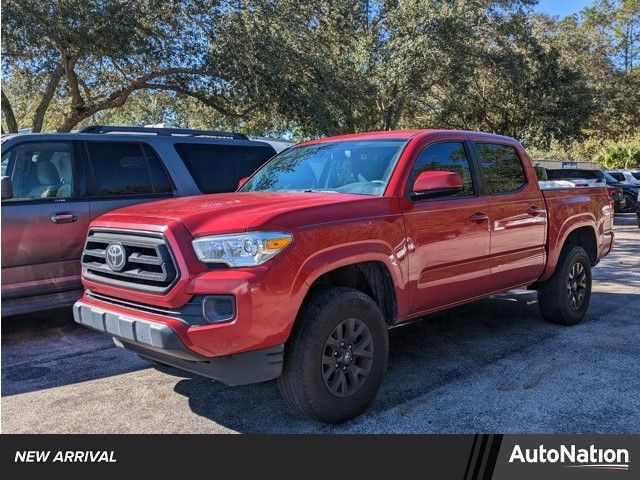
xmin=277 ymin=287 xmax=388 ymax=423
xmin=538 ymin=245 xmax=592 ymax=326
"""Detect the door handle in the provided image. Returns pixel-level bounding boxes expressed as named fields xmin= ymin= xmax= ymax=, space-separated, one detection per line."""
xmin=526 ymin=206 xmax=546 ymax=216
xmin=469 ymin=212 xmax=489 ymax=223
xmin=50 ymin=212 xmax=77 ymax=224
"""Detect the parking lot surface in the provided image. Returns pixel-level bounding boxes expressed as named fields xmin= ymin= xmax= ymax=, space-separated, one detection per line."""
xmin=2 ymin=215 xmax=639 ymax=433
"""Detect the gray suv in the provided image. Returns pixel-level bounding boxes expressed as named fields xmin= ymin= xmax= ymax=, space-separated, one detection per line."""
xmin=1 ymin=126 xmax=277 ymax=316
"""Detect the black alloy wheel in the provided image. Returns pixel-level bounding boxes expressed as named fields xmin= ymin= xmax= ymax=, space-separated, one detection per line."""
xmin=321 ymin=317 xmax=374 ymax=398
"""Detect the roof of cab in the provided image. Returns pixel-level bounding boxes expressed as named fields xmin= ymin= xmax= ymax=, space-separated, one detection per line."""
xmin=297 ymin=129 xmax=519 ymax=146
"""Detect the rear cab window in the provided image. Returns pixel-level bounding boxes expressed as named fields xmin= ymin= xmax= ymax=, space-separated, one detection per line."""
xmin=174 ymin=143 xmax=275 ymax=194
xmin=475 ymin=143 xmax=527 ymax=194
xmin=84 ymin=141 xmax=175 ymax=197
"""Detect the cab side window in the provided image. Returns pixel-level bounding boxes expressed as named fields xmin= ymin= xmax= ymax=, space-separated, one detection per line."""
xmin=476 ymin=143 xmax=527 ymax=194
xmin=411 ymin=142 xmax=475 ymax=197
xmin=1 ymin=142 xmax=77 ymax=201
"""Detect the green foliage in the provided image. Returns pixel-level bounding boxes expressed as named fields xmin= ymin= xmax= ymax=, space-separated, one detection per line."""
xmin=594 ymin=137 xmax=640 ymax=168
xmin=1 ymin=0 xmax=639 ymax=162
xmin=1 ymin=0 xmax=215 ymax=131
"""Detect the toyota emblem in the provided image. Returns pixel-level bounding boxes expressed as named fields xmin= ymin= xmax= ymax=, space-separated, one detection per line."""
xmin=105 ymin=243 xmax=126 ymax=271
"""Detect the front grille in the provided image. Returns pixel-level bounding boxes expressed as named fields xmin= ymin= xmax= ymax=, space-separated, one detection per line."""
xmin=81 ymin=229 xmax=178 ymax=293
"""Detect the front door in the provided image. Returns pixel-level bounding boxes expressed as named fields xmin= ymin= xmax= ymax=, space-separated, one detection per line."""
xmin=1 ymin=140 xmax=90 ymax=299
xmin=401 ymin=141 xmax=491 ymax=314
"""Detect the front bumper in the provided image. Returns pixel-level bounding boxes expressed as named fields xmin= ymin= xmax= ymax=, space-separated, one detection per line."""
xmin=73 ymin=300 xmax=284 ymax=386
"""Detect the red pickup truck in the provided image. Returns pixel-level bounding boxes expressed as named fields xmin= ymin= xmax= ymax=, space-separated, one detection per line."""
xmin=74 ymin=130 xmax=614 ymax=423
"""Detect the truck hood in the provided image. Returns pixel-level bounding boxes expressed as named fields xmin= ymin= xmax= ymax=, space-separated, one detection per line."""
xmin=95 ymin=192 xmax=388 ymax=237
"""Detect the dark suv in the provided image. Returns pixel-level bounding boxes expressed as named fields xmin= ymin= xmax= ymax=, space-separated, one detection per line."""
xmin=546 ymin=168 xmax=639 ymax=213
xmin=1 ymin=126 xmax=277 ymax=316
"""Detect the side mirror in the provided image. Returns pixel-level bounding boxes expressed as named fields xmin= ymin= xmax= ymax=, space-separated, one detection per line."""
xmin=1 ymin=176 xmax=13 ymax=200
xmin=237 ymin=176 xmax=250 ymax=190
xmin=412 ymin=170 xmax=462 ymax=197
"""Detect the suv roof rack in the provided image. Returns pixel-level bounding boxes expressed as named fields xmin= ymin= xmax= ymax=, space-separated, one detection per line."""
xmin=79 ymin=125 xmax=248 ymax=140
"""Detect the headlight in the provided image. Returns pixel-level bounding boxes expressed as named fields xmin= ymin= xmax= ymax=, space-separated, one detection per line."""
xmin=192 ymin=232 xmax=293 ymax=267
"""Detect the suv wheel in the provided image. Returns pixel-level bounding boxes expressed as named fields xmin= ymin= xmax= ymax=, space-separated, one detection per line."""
xmin=277 ymin=287 xmax=388 ymax=423
xmin=537 ymin=245 xmax=592 ymax=325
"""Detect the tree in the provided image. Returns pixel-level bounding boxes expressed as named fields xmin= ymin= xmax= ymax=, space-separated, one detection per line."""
xmin=1 ymin=0 xmax=637 ymax=153
xmin=209 ymin=0 xmax=537 ymax=137
xmin=1 ymin=0 xmax=214 ymax=132
xmin=594 ymin=137 xmax=640 ymax=168
xmin=584 ymin=0 xmax=640 ymax=72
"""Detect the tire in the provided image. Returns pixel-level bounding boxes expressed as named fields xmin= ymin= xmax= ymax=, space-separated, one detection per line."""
xmin=277 ymin=287 xmax=389 ymax=423
xmin=537 ymin=245 xmax=592 ymax=326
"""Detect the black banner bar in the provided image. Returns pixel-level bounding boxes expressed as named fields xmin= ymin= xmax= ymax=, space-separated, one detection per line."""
xmin=1 ymin=435 xmax=637 ymax=479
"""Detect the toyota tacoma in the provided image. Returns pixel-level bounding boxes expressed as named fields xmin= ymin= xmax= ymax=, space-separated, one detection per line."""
xmin=74 ymin=130 xmax=614 ymax=423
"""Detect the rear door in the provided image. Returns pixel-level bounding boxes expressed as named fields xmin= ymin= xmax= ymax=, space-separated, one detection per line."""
xmin=401 ymin=141 xmax=492 ymax=313
xmin=474 ymin=142 xmax=547 ymax=290
xmin=83 ymin=141 xmax=176 ymax=220
xmin=1 ymin=140 xmax=90 ymax=299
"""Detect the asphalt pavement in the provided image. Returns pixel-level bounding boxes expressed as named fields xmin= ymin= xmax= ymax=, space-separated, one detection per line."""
xmin=2 ymin=215 xmax=639 ymax=433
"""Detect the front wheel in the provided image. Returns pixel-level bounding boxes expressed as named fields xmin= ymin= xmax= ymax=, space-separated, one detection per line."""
xmin=537 ymin=245 xmax=592 ymax=325
xmin=277 ymin=287 xmax=389 ymax=423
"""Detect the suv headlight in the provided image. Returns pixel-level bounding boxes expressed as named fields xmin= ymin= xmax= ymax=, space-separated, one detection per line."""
xmin=192 ymin=232 xmax=293 ymax=267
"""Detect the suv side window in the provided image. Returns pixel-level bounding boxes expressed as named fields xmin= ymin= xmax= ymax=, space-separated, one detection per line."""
xmin=476 ymin=143 xmax=527 ymax=194
xmin=609 ymin=172 xmax=625 ymax=182
xmin=1 ymin=141 xmax=77 ymax=201
xmin=85 ymin=141 xmax=174 ymax=196
xmin=142 ymin=144 xmax=175 ymax=194
xmin=174 ymin=143 xmax=275 ymax=194
xmin=410 ymin=142 xmax=474 ymax=197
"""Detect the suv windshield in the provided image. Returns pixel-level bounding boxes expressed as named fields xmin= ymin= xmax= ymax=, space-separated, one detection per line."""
xmin=240 ymin=139 xmax=407 ymax=196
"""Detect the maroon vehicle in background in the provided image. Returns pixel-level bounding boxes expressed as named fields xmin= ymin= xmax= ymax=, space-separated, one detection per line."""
xmin=1 ymin=126 xmax=277 ymax=316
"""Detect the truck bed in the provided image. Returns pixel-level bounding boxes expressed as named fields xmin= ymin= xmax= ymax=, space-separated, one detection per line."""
xmin=540 ymin=186 xmax=614 ymax=281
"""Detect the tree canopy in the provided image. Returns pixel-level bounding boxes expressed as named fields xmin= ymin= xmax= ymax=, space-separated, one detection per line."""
xmin=1 ymin=0 xmax=639 ymax=166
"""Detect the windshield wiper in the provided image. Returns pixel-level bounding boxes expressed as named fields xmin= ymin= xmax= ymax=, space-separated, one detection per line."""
xmin=302 ymin=189 xmax=339 ymax=193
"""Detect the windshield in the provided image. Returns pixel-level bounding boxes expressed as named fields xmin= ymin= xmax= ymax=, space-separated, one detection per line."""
xmin=240 ymin=139 xmax=407 ymax=196
xmin=603 ymin=172 xmax=619 ymax=183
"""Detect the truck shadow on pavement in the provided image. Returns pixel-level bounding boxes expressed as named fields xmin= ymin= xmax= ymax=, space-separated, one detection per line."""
xmin=170 ymin=289 xmax=640 ymax=433
xmin=1 ymin=308 xmax=149 ymax=396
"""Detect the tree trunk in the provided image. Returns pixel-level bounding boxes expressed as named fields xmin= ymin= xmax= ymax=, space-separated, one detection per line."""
xmin=1 ymin=90 xmax=19 ymax=133
xmin=55 ymin=68 xmax=203 ymax=131
xmin=32 ymin=65 xmax=64 ymax=132
xmin=58 ymin=112 xmax=88 ymax=132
